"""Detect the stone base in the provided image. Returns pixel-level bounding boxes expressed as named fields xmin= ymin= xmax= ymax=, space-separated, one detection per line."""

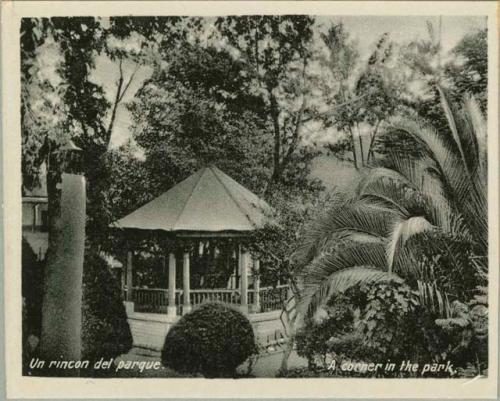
xmin=124 ymin=303 xmax=287 ymax=351
xmin=126 ymin=310 xmax=179 ymax=351
xmin=124 ymin=301 xmax=135 ymax=315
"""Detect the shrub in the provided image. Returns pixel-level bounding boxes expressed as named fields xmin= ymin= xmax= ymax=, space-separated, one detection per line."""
xmin=161 ymin=302 xmax=257 ymax=377
xmin=22 ymin=238 xmax=44 ymax=374
xmin=295 ymin=292 xmax=358 ymax=368
xmin=22 ymin=248 xmax=132 ymax=377
xmin=81 ymin=252 xmax=133 ymax=376
xmin=295 ymin=282 xmax=428 ymax=376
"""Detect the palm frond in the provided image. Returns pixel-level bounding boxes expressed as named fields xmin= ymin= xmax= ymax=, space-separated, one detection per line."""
xmin=293 ymin=197 xmax=400 ymax=269
xmin=438 ymin=86 xmax=471 ymax=177
xmin=299 ymin=266 xmax=401 ymax=322
xmin=387 ymin=216 xmax=434 ymax=271
xmin=357 ymin=168 xmax=421 ymax=215
xmin=300 ymin=242 xmax=387 ymax=283
xmin=298 ymin=242 xmax=390 ymax=320
xmin=386 ymin=114 xmax=486 ymax=253
xmin=463 ymin=94 xmax=487 ymax=176
xmin=416 ymin=280 xmax=452 ymax=318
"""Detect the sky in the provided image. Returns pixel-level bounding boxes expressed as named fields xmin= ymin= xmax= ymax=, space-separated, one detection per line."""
xmin=89 ymin=15 xmax=487 ymax=150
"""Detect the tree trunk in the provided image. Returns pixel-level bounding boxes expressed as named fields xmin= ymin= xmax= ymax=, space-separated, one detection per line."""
xmin=280 ymin=337 xmax=294 ymax=373
xmin=348 ymin=127 xmax=359 ymax=169
xmin=356 ymin=123 xmax=365 ymax=167
xmin=366 ymin=120 xmax=381 ymax=164
xmin=270 ymin=94 xmax=282 ymax=182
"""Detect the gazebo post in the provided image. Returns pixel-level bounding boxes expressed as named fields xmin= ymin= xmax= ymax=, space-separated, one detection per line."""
xmin=167 ymin=252 xmax=177 ymax=316
xmin=126 ymin=250 xmax=133 ymax=302
xmin=231 ymin=247 xmax=237 ymax=289
xmin=120 ymin=252 xmax=126 ymax=299
xmin=252 ymin=258 xmax=261 ymax=313
xmin=183 ymin=251 xmax=192 ymax=314
xmin=239 ymin=246 xmax=249 ymax=314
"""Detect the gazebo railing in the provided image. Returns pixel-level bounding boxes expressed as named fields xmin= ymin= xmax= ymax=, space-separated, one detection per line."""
xmin=257 ymin=284 xmax=289 ymax=312
xmin=132 ymin=287 xmax=182 ymax=314
xmin=131 ymin=284 xmax=290 ymax=314
xmin=189 ymin=289 xmax=240 ymax=305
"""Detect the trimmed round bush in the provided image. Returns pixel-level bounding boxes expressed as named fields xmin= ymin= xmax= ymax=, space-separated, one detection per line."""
xmin=161 ymin=302 xmax=257 ymax=377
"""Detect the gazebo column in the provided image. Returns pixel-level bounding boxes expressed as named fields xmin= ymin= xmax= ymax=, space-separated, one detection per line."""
xmin=167 ymin=253 xmax=177 ymax=316
xmin=239 ymin=247 xmax=249 ymax=314
xmin=252 ymin=258 xmax=261 ymax=313
xmin=120 ymin=263 xmax=126 ymax=299
xmin=183 ymin=252 xmax=192 ymax=314
xmin=126 ymin=251 xmax=133 ymax=301
xmin=123 ymin=250 xmax=134 ymax=315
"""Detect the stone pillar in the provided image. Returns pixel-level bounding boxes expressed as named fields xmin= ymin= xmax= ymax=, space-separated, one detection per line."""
xmin=183 ymin=252 xmax=192 ymax=314
xmin=168 ymin=252 xmax=177 ymax=316
xmin=39 ymin=173 xmax=85 ymax=366
xmin=239 ymin=247 xmax=249 ymax=314
xmin=252 ymin=258 xmax=261 ymax=313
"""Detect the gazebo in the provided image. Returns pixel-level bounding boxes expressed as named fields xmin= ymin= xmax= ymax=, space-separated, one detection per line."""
xmin=112 ymin=166 xmax=287 ymax=318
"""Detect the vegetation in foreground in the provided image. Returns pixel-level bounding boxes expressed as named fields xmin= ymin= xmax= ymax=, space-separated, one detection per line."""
xmin=292 ymin=91 xmax=488 ymax=377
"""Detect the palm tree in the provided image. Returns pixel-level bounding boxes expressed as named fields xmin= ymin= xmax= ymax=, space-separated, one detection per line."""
xmin=295 ymin=88 xmax=487 ymax=325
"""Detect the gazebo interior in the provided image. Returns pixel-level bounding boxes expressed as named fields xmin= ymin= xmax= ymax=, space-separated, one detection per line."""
xmin=112 ymin=166 xmax=288 ymax=316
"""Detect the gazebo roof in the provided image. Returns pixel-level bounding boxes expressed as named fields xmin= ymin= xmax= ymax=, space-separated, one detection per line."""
xmin=112 ymin=166 xmax=272 ymax=235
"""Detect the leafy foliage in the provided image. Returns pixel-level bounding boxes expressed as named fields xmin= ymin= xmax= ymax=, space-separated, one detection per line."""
xmin=320 ymin=25 xmax=402 ymax=167
xmin=445 ymin=29 xmax=487 ymax=110
xmin=295 ymin=90 xmax=488 ymax=374
xmin=80 ymin=252 xmax=133 ymax=376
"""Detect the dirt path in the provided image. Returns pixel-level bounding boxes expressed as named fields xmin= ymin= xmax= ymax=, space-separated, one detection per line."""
xmin=114 ymin=347 xmax=307 ymax=378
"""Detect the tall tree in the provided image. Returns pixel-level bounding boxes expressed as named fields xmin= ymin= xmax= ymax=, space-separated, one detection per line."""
xmin=127 ymin=41 xmax=273 ymax=197
xmin=320 ymin=25 xmax=401 ymax=168
xmin=214 ymin=16 xmax=317 ymax=186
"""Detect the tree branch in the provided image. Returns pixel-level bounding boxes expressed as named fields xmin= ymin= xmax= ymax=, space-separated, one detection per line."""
xmin=106 ymin=58 xmax=125 ymax=144
xmin=279 ymin=55 xmax=309 ymax=173
xmin=106 ymin=59 xmax=140 ymax=146
xmin=300 ymin=92 xmax=369 ymax=124
xmin=118 ymin=63 xmax=140 ymax=104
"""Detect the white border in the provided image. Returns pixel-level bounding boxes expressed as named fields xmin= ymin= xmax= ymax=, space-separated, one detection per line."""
xmin=2 ymin=1 xmax=498 ymax=399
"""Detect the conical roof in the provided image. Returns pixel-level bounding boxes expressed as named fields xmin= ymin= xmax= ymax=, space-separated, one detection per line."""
xmin=112 ymin=166 xmax=272 ymax=234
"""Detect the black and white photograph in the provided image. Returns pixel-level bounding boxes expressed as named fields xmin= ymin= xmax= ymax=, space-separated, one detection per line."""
xmin=2 ymin=1 xmax=498 ymax=398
